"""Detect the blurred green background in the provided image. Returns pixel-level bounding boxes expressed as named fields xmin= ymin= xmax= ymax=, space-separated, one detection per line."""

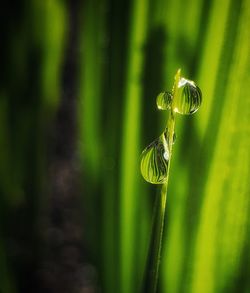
xmin=0 ymin=0 xmax=249 ymax=292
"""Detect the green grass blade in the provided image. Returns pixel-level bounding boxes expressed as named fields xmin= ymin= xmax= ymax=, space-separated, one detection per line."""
xmin=119 ymin=0 xmax=149 ymax=291
xmin=191 ymin=1 xmax=250 ymax=292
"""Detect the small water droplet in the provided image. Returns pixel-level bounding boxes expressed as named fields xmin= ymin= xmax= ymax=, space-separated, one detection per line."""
xmin=156 ymin=91 xmax=172 ymax=110
xmin=140 ymin=131 xmax=174 ymax=184
xmin=173 ymin=77 xmax=202 ymax=115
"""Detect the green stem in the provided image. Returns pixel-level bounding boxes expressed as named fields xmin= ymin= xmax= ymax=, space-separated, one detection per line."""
xmin=142 ymin=70 xmax=180 ymax=292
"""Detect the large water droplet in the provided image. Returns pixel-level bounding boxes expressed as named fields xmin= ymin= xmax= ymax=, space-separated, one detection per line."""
xmin=173 ymin=77 xmax=202 ymax=115
xmin=140 ymin=131 xmax=174 ymax=184
xmin=156 ymin=91 xmax=172 ymax=110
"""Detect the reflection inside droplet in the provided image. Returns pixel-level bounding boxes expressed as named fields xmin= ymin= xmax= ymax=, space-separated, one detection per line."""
xmin=173 ymin=77 xmax=202 ymax=115
xmin=156 ymin=91 xmax=172 ymax=110
xmin=140 ymin=129 xmax=175 ymax=184
xmin=163 ymin=151 xmax=169 ymax=161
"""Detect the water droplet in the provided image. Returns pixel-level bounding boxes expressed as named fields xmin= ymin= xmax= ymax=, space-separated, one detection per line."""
xmin=173 ymin=77 xmax=202 ymax=115
xmin=156 ymin=91 xmax=172 ymax=110
xmin=141 ymin=131 xmax=174 ymax=184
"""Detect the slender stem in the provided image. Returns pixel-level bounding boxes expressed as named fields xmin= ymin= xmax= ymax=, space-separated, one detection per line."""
xmin=142 ymin=70 xmax=180 ymax=293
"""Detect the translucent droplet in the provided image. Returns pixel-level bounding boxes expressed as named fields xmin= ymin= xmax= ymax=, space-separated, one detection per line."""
xmin=156 ymin=91 xmax=172 ymax=110
xmin=141 ymin=131 xmax=171 ymax=184
xmin=173 ymin=77 xmax=202 ymax=115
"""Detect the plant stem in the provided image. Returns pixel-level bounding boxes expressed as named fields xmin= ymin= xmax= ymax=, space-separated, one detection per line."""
xmin=142 ymin=70 xmax=180 ymax=292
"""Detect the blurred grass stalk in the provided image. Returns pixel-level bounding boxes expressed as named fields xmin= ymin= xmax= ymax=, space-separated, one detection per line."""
xmin=119 ymin=0 xmax=149 ymax=292
xmin=162 ymin=0 xmax=250 ymax=293
xmin=119 ymin=0 xmax=250 ymax=292
xmin=190 ymin=1 xmax=250 ymax=292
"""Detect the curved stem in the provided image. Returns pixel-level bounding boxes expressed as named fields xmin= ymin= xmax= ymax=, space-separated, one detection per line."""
xmin=142 ymin=69 xmax=180 ymax=293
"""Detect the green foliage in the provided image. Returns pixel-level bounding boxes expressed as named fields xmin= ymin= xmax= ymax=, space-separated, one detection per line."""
xmin=0 ymin=0 xmax=249 ymax=292
xmin=141 ymin=70 xmax=202 ymax=292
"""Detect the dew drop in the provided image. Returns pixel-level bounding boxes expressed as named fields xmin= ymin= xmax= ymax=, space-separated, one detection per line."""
xmin=173 ymin=77 xmax=202 ymax=115
xmin=156 ymin=91 xmax=172 ymax=110
xmin=140 ymin=130 xmax=174 ymax=184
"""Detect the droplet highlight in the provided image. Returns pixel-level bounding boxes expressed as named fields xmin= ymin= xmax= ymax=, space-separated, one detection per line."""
xmin=140 ymin=131 xmax=173 ymax=184
xmin=156 ymin=91 xmax=172 ymax=110
xmin=173 ymin=77 xmax=202 ymax=115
